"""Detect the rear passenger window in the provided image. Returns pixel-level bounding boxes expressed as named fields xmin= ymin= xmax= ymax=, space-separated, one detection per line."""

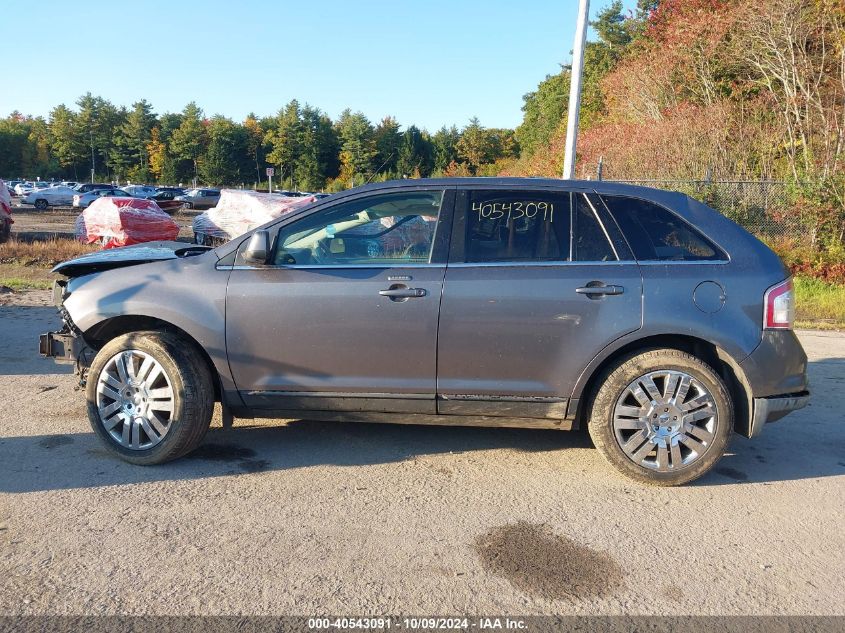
xmin=465 ymin=191 xmax=568 ymax=262
xmin=601 ymin=195 xmax=723 ymax=261
xmin=465 ymin=191 xmax=617 ymax=263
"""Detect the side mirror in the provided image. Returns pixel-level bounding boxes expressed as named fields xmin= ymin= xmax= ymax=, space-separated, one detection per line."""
xmin=242 ymin=230 xmax=270 ymax=265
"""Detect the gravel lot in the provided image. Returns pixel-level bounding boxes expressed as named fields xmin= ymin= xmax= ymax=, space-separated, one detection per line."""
xmin=1 ymin=290 xmax=843 ymax=617
xmin=8 ymin=206 xmax=198 ymax=241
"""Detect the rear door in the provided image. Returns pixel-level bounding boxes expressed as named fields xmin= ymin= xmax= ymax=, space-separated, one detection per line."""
xmin=436 ymin=186 xmax=643 ymax=418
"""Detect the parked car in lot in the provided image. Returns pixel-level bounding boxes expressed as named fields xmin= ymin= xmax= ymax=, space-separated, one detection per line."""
xmin=73 ymin=183 xmax=113 ymax=194
xmin=122 ymin=184 xmax=158 ymax=198
xmin=147 ymin=189 xmax=186 ymax=213
xmin=14 ymin=182 xmax=35 ymax=196
xmin=155 ymin=187 xmax=187 ymax=196
xmin=72 ymin=188 xmax=134 ymax=209
xmin=41 ymin=178 xmax=809 ymax=485
xmin=175 ymin=188 xmax=220 ymax=210
xmin=23 ymin=185 xmax=77 ymax=209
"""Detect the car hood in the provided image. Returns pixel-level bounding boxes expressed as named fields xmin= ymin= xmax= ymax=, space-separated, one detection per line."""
xmin=52 ymin=241 xmax=212 ymax=277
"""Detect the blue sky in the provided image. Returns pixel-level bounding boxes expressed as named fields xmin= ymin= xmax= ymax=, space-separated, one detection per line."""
xmin=3 ymin=0 xmax=637 ymax=131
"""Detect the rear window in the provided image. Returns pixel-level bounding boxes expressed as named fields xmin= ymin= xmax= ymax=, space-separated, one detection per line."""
xmin=601 ymin=195 xmax=724 ymax=261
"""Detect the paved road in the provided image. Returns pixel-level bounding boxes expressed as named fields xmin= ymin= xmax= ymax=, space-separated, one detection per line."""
xmin=1 ymin=292 xmax=843 ymax=616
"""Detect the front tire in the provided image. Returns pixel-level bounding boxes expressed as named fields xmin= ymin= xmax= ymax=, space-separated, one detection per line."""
xmin=86 ymin=331 xmax=214 ymax=465
xmin=587 ymin=348 xmax=733 ymax=486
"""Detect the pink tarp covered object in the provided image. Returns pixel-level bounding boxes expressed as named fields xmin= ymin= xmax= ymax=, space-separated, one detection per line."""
xmin=0 ymin=180 xmax=12 ymax=218
xmin=0 ymin=179 xmax=11 ymax=216
xmin=193 ymin=190 xmax=317 ymax=241
xmin=0 ymin=180 xmax=14 ymax=234
xmin=75 ymin=197 xmax=180 ymax=249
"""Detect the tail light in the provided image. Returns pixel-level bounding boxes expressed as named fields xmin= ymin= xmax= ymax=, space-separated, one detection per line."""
xmin=764 ymin=278 xmax=794 ymax=330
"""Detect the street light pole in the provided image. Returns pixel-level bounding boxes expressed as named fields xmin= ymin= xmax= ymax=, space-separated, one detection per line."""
xmin=562 ymin=0 xmax=590 ymax=179
xmin=90 ymin=130 xmax=96 ymax=183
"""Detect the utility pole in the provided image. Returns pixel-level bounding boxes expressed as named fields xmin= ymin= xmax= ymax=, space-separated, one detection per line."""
xmin=90 ymin=130 xmax=96 ymax=183
xmin=562 ymin=0 xmax=590 ymax=179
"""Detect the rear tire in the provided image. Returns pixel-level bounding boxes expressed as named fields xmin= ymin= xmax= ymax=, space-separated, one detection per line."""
xmin=86 ymin=330 xmax=214 ymax=465
xmin=587 ymin=348 xmax=733 ymax=486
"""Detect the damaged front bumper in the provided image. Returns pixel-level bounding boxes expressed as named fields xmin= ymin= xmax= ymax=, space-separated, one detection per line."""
xmin=39 ymin=280 xmax=96 ymax=371
xmin=39 ymin=329 xmax=95 ymax=366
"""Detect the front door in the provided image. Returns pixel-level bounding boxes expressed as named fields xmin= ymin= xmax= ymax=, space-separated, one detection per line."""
xmin=226 ymin=188 xmax=453 ymax=414
xmin=436 ymin=187 xmax=643 ymax=418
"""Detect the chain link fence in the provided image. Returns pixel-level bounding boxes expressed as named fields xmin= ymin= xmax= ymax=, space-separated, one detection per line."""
xmin=607 ymin=179 xmax=803 ymax=245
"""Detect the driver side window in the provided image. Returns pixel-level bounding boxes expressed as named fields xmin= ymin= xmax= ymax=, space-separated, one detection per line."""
xmin=273 ymin=190 xmax=444 ymax=266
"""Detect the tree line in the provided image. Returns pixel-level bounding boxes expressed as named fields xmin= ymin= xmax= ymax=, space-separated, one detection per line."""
xmin=4 ymin=0 xmax=841 ymax=248
xmin=504 ymin=0 xmax=845 ymax=250
xmin=0 ymin=97 xmax=518 ymax=192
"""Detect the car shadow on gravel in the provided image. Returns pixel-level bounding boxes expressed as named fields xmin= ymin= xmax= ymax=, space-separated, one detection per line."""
xmin=0 ymin=421 xmax=592 ymax=494
xmin=693 ymin=355 xmax=845 ymax=486
xmin=2 ymin=354 xmax=842 ymax=492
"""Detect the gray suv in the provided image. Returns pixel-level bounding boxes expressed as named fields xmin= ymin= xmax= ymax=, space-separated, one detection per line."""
xmin=175 ymin=188 xmax=221 ymax=210
xmin=40 ymin=178 xmax=809 ymax=485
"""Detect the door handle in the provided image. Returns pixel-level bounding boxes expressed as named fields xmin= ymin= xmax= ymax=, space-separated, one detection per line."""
xmin=379 ymin=287 xmax=427 ymax=298
xmin=576 ymin=283 xmax=624 ymax=296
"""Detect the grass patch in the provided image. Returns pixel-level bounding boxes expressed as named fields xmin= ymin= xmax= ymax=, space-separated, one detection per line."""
xmin=0 ymin=277 xmax=53 ymax=290
xmin=795 ymin=276 xmax=845 ymax=328
xmin=0 ymin=238 xmax=96 ymax=267
xmin=0 ymin=238 xmax=92 ymax=291
xmin=0 ymin=262 xmax=56 ymax=290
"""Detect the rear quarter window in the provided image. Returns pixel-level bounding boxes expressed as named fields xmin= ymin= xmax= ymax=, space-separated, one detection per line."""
xmin=601 ymin=195 xmax=725 ymax=261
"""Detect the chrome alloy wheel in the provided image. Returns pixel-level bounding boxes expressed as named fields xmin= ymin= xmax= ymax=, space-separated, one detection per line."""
xmin=612 ymin=370 xmax=718 ymax=471
xmin=95 ymin=350 xmax=175 ymax=450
